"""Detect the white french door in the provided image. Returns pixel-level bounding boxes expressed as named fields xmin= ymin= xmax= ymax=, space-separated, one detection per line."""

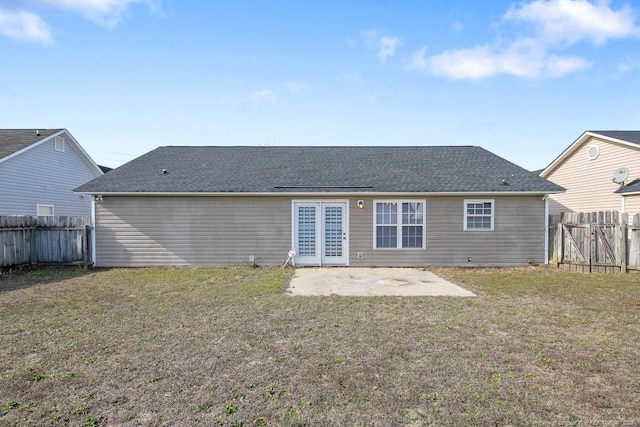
xmin=293 ymin=201 xmax=348 ymax=265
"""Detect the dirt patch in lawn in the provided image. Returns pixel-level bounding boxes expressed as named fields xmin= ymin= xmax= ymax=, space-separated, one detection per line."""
xmin=1 ymin=265 xmax=639 ymax=426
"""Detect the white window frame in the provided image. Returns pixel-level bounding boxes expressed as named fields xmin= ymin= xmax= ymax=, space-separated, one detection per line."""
xmin=54 ymin=136 xmax=65 ymax=152
xmin=464 ymin=199 xmax=494 ymax=231
xmin=37 ymin=204 xmax=54 ymax=217
xmin=373 ymin=199 xmax=426 ymax=250
xmin=291 ymin=199 xmax=350 ymax=266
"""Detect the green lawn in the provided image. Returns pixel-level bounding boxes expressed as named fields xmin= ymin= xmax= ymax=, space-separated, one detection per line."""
xmin=1 ymin=266 xmax=639 ymax=426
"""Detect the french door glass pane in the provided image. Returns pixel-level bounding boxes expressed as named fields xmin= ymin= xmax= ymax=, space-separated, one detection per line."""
xmin=298 ymin=206 xmax=316 ymax=256
xmin=324 ymin=206 xmax=343 ymax=257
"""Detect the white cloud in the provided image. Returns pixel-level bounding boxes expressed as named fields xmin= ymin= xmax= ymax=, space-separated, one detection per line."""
xmin=504 ymin=0 xmax=639 ymax=46
xmin=36 ymin=0 xmax=155 ymax=27
xmin=0 ymin=8 xmax=52 ymax=44
xmin=409 ymin=45 xmax=497 ymax=79
xmin=362 ymin=29 xmax=402 ymax=63
xmin=251 ymin=89 xmax=275 ymax=101
xmin=452 ymin=21 xmax=464 ymax=32
xmin=246 ymin=89 xmax=276 ymax=109
xmin=408 ymin=40 xmax=591 ymax=79
xmin=378 ymin=36 xmax=402 ymax=63
xmin=617 ymin=60 xmax=633 ymax=74
xmin=545 ymin=54 xmax=593 ymax=77
xmin=408 ymin=0 xmax=633 ymax=80
xmin=0 ymin=0 xmax=154 ymax=43
xmin=362 ymin=29 xmax=379 ymax=48
xmin=284 ymin=81 xmax=309 ymax=94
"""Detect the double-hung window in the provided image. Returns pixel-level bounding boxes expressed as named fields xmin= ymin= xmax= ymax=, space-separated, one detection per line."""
xmin=464 ymin=199 xmax=494 ymax=231
xmin=374 ymin=200 xmax=425 ymax=249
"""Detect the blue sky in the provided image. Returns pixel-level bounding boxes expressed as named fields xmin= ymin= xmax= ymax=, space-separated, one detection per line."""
xmin=1 ymin=0 xmax=640 ymax=170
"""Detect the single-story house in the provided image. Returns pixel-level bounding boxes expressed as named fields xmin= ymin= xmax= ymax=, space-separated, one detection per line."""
xmin=0 ymin=129 xmax=103 ymax=216
xmin=74 ymin=146 xmax=563 ymax=267
xmin=540 ymin=131 xmax=640 ymax=217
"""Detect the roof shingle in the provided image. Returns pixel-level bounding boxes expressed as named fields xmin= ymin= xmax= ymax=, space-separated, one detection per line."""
xmin=590 ymin=131 xmax=640 ymax=146
xmin=0 ymin=129 xmax=63 ymax=160
xmin=75 ymin=146 xmax=564 ymax=194
xmin=616 ymin=179 xmax=640 ymax=194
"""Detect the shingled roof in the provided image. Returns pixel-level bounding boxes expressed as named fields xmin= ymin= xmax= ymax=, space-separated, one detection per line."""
xmin=590 ymin=131 xmax=640 ymax=146
xmin=75 ymin=146 xmax=564 ymax=194
xmin=0 ymin=129 xmax=63 ymax=160
xmin=616 ymin=179 xmax=640 ymax=194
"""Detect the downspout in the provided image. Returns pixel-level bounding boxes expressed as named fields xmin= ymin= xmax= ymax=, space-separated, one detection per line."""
xmin=544 ymin=195 xmax=549 ymax=264
xmin=91 ymin=196 xmax=97 ymax=266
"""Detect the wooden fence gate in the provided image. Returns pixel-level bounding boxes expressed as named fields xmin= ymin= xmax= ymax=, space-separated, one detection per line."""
xmin=0 ymin=216 xmax=91 ymax=269
xmin=549 ymin=211 xmax=640 ymax=273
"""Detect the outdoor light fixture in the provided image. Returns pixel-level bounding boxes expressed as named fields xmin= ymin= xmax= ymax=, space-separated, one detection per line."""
xmin=357 ymin=200 xmax=364 ymax=209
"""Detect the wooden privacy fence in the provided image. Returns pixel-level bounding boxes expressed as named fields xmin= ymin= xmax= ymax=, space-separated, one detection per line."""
xmin=549 ymin=211 xmax=640 ymax=273
xmin=0 ymin=216 xmax=91 ymax=269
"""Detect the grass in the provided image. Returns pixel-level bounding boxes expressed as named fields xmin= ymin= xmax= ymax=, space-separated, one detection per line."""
xmin=0 ymin=265 xmax=639 ymax=426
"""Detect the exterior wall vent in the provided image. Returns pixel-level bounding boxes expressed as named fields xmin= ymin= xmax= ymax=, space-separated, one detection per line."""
xmin=54 ymin=136 xmax=65 ymax=152
xmin=586 ymin=144 xmax=599 ymax=160
xmin=37 ymin=204 xmax=54 ymax=217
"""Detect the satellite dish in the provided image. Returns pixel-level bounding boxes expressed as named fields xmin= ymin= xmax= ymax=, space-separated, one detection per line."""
xmin=612 ymin=167 xmax=629 ymax=184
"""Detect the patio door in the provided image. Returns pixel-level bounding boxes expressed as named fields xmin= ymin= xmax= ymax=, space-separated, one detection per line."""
xmin=293 ymin=201 xmax=348 ymax=266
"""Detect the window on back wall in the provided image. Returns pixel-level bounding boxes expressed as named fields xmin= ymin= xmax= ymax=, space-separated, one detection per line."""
xmin=54 ymin=136 xmax=65 ymax=152
xmin=37 ymin=204 xmax=54 ymax=217
xmin=464 ymin=199 xmax=494 ymax=231
xmin=374 ymin=200 xmax=426 ymax=249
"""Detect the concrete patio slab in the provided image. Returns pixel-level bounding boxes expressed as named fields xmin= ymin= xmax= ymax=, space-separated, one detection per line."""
xmin=286 ymin=267 xmax=475 ymax=297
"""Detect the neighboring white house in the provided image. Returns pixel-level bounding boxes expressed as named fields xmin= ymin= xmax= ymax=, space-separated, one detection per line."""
xmin=540 ymin=130 xmax=640 ymax=217
xmin=0 ymin=129 xmax=103 ymax=216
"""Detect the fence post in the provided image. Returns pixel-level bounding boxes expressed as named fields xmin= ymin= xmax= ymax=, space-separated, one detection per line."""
xmin=29 ymin=227 xmax=37 ymax=265
xmin=554 ymin=223 xmax=563 ymax=264
xmin=589 ymin=223 xmax=593 ymax=273
xmin=617 ymin=222 xmax=627 ymax=273
xmin=83 ymin=225 xmax=90 ymax=270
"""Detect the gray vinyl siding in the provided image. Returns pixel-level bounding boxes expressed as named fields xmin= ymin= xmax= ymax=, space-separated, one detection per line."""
xmin=0 ymin=132 xmax=99 ymax=216
xmin=95 ymin=196 xmax=291 ymax=267
xmin=349 ymin=196 xmax=545 ymax=267
xmin=95 ymin=194 xmax=545 ymax=267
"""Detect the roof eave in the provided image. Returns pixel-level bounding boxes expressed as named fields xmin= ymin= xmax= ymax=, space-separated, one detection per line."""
xmin=75 ymin=190 xmax=565 ymax=197
xmin=61 ymin=129 xmax=104 ymax=177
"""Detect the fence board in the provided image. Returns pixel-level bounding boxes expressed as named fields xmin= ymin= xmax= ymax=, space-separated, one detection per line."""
xmin=0 ymin=216 xmax=90 ymax=268
xmin=629 ymin=215 xmax=640 ymax=270
xmin=550 ymin=211 xmax=640 ymax=274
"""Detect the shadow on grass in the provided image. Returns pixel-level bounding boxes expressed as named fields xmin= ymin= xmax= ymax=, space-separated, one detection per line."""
xmin=0 ymin=265 xmax=100 ymax=293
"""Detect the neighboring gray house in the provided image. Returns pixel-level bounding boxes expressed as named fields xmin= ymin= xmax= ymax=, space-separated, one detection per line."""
xmin=75 ymin=146 xmax=563 ymax=268
xmin=0 ymin=129 xmax=103 ymax=216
